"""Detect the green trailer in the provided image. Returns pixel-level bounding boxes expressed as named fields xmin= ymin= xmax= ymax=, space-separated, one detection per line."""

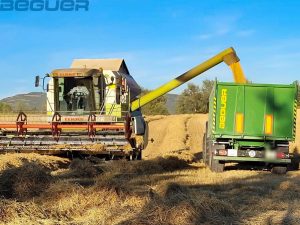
xmin=203 ymin=81 xmax=298 ymax=173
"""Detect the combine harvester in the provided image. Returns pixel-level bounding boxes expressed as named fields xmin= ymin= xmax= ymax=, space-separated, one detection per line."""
xmin=0 ymin=46 xmax=296 ymax=173
xmin=0 ymin=47 xmax=246 ymax=159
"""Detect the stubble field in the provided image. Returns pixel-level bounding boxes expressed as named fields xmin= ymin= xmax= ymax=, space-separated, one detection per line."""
xmin=0 ymin=113 xmax=299 ymax=224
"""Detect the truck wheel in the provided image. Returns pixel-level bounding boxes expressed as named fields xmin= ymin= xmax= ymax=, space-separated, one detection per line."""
xmin=202 ymin=133 xmax=207 ymax=164
xmin=211 ymin=159 xmax=225 ymax=173
xmin=203 ymin=121 xmax=209 ymax=166
xmin=271 ymin=166 xmax=287 ymax=174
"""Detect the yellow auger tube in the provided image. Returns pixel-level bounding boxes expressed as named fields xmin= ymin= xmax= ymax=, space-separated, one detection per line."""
xmin=130 ymin=47 xmax=247 ymax=112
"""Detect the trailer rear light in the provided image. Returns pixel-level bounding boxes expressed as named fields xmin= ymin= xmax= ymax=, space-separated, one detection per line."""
xmin=277 ymin=152 xmax=286 ymax=159
xmin=218 ymin=149 xmax=228 ymax=156
xmin=265 ymin=114 xmax=273 ymax=135
xmin=235 ymin=113 xmax=244 ymax=133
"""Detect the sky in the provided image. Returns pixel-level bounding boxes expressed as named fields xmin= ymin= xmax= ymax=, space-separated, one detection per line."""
xmin=0 ymin=0 xmax=300 ymax=98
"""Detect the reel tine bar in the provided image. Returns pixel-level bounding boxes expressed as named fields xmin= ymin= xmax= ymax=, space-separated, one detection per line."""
xmin=88 ymin=113 xmax=96 ymax=141
xmin=51 ymin=112 xmax=62 ymax=142
xmin=16 ymin=112 xmax=28 ymax=137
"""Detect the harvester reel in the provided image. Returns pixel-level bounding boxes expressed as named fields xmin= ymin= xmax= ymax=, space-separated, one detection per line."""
xmin=124 ymin=113 xmax=132 ymax=141
xmin=16 ymin=112 xmax=28 ymax=137
xmin=88 ymin=113 xmax=97 ymax=141
xmin=51 ymin=112 xmax=62 ymax=141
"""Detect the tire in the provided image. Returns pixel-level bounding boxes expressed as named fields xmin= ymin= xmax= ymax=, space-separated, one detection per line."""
xmin=143 ymin=122 xmax=149 ymax=149
xmin=132 ymin=149 xmax=142 ymax=161
xmin=211 ymin=159 xmax=225 ymax=173
xmin=203 ymin=121 xmax=209 ymax=166
xmin=289 ymin=157 xmax=300 ymax=171
xmin=208 ymin=144 xmax=226 ymax=172
xmin=202 ymin=133 xmax=207 ymax=164
xmin=271 ymin=166 xmax=287 ymax=174
xmin=136 ymin=149 xmax=142 ymax=160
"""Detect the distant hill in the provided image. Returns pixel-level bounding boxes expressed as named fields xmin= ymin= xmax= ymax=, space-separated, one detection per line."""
xmin=0 ymin=92 xmax=47 ymax=112
xmin=0 ymin=92 xmax=178 ymax=114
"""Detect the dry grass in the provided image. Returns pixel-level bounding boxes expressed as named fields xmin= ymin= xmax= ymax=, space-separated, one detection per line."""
xmin=0 ymin=162 xmax=52 ymax=200
xmin=68 ymin=159 xmax=100 ymax=178
xmin=0 ymin=157 xmax=300 ymax=224
xmin=0 ymin=113 xmax=299 ymax=224
xmin=0 ymin=153 xmax=70 ymax=171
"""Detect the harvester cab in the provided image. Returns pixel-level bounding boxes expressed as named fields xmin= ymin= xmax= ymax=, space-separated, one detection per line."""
xmin=0 ymin=47 xmax=247 ymax=160
xmin=44 ymin=60 xmax=141 ymax=120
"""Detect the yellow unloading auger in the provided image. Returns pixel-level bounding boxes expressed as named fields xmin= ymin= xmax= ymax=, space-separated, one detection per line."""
xmin=131 ymin=47 xmax=247 ymax=112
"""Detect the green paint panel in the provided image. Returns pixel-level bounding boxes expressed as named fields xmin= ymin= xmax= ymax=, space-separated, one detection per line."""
xmin=209 ymin=81 xmax=297 ymax=140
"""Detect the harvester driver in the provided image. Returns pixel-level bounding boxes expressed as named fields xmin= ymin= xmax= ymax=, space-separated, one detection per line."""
xmin=67 ymin=83 xmax=90 ymax=111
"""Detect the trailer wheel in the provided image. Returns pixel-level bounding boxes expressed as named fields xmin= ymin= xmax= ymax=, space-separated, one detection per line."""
xmin=211 ymin=159 xmax=225 ymax=173
xmin=203 ymin=122 xmax=209 ymax=166
xmin=271 ymin=166 xmax=287 ymax=175
xmin=202 ymin=133 xmax=207 ymax=164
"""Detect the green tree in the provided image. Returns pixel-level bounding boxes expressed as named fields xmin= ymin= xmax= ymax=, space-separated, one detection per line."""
xmin=176 ymin=80 xmax=214 ymax=114
xmin=200 ymin=79 xmax=215 ymax=113
xmin=140 ymin=88 xmax=169 ymax=115
xmin=0 ymin=102 xmax=12 ymax=113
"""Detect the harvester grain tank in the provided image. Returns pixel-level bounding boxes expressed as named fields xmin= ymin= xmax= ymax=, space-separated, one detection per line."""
xmin=0 ymin=47 xmax=245 ymax=159
xmin=203 ymin=81 xmax=298 ymax=174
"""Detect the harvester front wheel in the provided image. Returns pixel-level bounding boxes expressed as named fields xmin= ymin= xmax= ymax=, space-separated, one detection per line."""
xmin=132 ymin=149 xmax=142 ymax=160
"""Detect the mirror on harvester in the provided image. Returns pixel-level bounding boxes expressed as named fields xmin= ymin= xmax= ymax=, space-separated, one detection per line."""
xmin=35 ymin=76 xmax=40 ymax=87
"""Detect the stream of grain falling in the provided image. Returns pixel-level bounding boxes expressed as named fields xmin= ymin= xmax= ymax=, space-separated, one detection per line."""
xmin=229 ymin=61 xmax=247 ymax=83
